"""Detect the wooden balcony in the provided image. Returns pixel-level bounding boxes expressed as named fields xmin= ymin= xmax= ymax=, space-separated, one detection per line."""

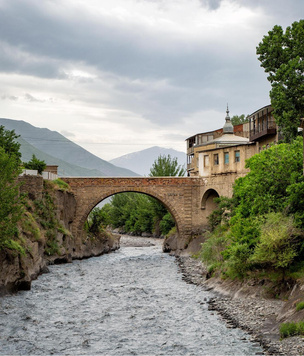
xmin=249 ymin=123 xmax=277 ymax=142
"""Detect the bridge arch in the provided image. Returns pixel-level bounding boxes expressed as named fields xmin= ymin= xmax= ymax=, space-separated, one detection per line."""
xmin=81 ymin=188 xmax=182 ymax=235
xmin=201 ymin=188 xmax=219 ymax=217
xmin=62 ymin=177 xmax=205 ymax=251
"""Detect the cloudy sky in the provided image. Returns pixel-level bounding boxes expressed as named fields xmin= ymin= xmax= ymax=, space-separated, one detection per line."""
xmin=0 ymin=0 xmax=303 ymax=160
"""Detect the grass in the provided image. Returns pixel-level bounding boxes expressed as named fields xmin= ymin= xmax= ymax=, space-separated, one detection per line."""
xmin=296 ymin=302 xmax=304 ymax=312
xmin=280 ymin=321 xmax=304 ymax=339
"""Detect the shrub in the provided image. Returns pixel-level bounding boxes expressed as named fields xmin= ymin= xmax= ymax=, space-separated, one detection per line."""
xmin=280 ymin=321 xmax=304 ymax=339
xmin=53 ymin=178 xmax=70 ymax=191
xmin=250 ymin=213 xmax=301 ymax=271
xmin=296 ymin=301 xmax=304 ymax=312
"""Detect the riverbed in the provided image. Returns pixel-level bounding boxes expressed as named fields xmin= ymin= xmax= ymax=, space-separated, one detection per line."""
xmin=0 ymin=236 xmax=264 ymax=355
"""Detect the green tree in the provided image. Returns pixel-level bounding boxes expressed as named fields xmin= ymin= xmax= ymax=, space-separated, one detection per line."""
xmin=256 ymin=20 xmax=304 ymax=142
xmin=149 ymin=154 xmax=186 ymax=177
xmin=149 ymin=154 xmax=185 ymax=235
xmin=0 ymin=125 xmax=21 ymax=160
xmin=231 ymin=114 xmax=249 ymax=126
xmin=0 ymin=126 xmax=24 ymax=253
xmin=24 ymin=154 xmax=46 ymax=174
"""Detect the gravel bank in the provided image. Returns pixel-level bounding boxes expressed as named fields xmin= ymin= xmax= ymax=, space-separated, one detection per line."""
xmin=177 ymin=256 xmax=304 ymax=356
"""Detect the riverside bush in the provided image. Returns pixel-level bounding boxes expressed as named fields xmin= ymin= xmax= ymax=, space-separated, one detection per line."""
xmin=280 ymin=321 xmax=304 ymax=339
xmin=296 ymin=301 xmax=304 ymax=312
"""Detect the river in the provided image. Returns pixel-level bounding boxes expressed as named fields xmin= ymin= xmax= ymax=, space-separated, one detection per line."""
xmin=0 ymin=236 xmax=264 ymax=355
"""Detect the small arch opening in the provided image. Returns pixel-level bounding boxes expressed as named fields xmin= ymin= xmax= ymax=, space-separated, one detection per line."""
xmin=201 ymin=189 xmax=220 ymax=217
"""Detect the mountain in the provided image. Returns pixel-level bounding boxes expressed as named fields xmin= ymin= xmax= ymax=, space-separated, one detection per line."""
xmin=110 ymin=146 xmax=186 ymax=176
xmin=0 ymin=118 xmax=138 ymax=177
xmin=17 ymin=137 xmax=109 ymax=177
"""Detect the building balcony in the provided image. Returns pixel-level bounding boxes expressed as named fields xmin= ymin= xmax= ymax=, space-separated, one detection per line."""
xmin=249 ymin=123 xmax=277 ymax=142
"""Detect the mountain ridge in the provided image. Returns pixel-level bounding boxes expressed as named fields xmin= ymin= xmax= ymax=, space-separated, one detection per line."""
xmin=0 ymin=118 xmax=138 ymax=177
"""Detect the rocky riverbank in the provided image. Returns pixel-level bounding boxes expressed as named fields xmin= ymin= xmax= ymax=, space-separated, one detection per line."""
xmin=177 ymin=256 xmax=304 ymax=356
xmin=0 ymin=177 xmax=120 ymax=296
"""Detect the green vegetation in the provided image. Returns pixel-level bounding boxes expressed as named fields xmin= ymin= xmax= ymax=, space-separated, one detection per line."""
xmin=296 ymin=301 xmax=304 ymax=312
xmin=199 ymin=137 xmax=304 ymax=280
xmin=280 ymin=321 xmax=304 ymax=339
xmin=52 ymin=178 xmax=70 ymax=191
xmin=257 ymin=20 xmax=304 ymax=142
xmin=0 ymin=126 xmax=24 ymax=254
xmin=87 ymin=154 xmax=184 ymax=237
xmin=149 ymin=154 xmax=186 ymax=177
xmin=231 ymin=114 xmax=249 ymax=126
xmin=24 ymin=154 xmax=46 ymax=174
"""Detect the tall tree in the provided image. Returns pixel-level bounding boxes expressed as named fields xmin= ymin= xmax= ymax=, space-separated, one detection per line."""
xmin=256 ymin=20 xmax=304 ymax=142
xmin=149 ymin=154 xmax=186 ymax=177
xmin=0 ymin=127 xmax=23 ymax=252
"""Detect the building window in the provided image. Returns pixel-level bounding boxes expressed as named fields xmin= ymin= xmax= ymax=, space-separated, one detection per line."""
xmin=235 ymin=150 xmax=240 ymax=162
xmin=204 ymin=155 xmax=209 ymax=167
xmin=214 ymin=153 xmax=219 ymax=165
xmin=224 ymin=152 xmax=229 ymax=164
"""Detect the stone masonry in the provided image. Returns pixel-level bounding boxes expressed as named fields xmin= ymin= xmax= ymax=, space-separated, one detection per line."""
xmin=62 ymin=176 xmax=234 ymax=251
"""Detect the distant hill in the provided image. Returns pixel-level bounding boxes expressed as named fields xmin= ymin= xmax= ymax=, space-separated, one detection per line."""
xmin=0 ymin=118 xmax=139 ymax=177
xmin=17 ymin=137 xmax=109 ymax=177
xmin=110 ymin=146 xmax=186 ymax=176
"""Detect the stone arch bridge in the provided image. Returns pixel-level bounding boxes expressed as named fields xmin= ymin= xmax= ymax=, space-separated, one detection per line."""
xmin=62 ymin=176 xmax=233 ymax=252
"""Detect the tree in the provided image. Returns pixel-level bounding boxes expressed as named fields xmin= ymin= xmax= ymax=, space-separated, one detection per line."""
xmin=149 ymin=154 xmax=185 ymax=235
xmin=256 ymin=20 xmax=304 ymax=142
xmin=24 ymin=154 xmax=46 ymax=174
xmin=231 ymin=114 xmax=248 ymax=126
xmin=0 ymin=126 xmax=24 ymax=253
xmin=149 ymin=154 xmax=186 ymax=177
xmin=0 ymin=125 xmax=21 ymax=160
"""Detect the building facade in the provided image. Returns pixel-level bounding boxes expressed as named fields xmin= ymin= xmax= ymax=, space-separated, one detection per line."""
xmin=186 ymin=105 xmax=279 ymax=197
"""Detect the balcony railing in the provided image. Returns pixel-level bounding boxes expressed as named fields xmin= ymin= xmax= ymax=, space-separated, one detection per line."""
xmin=249 ymin=121 xmax=277 ymax=141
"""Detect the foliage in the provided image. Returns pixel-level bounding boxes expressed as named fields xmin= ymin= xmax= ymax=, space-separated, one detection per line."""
xmin=207 ymin=196 xmax=234 ymax=231
xmin=199 ymin=226 xmax=230 ymax=274
xmin=199 ymin=137 xmax=304 ymax=280
xmin=280 ymin=321 xmax=304 ymax=339
xmin=33 ymin=186 xmax=64 ymax=256
xmin=159 ymin=212 xmax=175 ymax=236
xmin=231 ymin=114 xmax=249 ymax=126
xmin=250 ymin=213 xmax=302 ymax=270
xmin=233 ymin=137 xmax=303 ymax=218
xmin=256 ymin=20 xmax=304 ymax=142
xmin=0 ymin=125 xmax=21 ymax=160
xmin=296 ymin=301 xmax=304 ymax=312
xmin=53 ymin=178 xmax=70 ymax=191
xmin=24 ymin=154 xmax=46 ymax=174
xmin=0 ymin=127 xmax=24 ymax=253
xmin=149 ymin=154 xmax=186 ymax=177
xmin=86 ymin=207 xmax=109 ymax=234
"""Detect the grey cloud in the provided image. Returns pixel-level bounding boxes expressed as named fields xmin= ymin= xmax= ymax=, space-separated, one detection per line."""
xmin=24 ymin=93 xmax=44 ymax=102
xmin=1 ymin=94 xmax=18 ymax=101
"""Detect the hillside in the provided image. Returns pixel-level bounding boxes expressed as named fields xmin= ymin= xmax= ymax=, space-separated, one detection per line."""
xmin=17 ymin=137 xmax=107 ymax=177
xmin=0 ymin=118 xmax=138 ymax=177
xmin=110 ymin=146 xmax=186 ymax=176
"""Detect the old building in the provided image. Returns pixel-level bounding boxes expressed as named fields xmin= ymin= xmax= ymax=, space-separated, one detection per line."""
xmin=186 ymin=104 xmax=278 ymax=197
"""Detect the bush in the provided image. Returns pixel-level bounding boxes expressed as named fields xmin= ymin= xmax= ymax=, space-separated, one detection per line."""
xmin=280 ymin=321 xmax=304 ymax=339
xmin=250 ymin=213 xmax=301 ymax=270
xmin=53 ymin=178 xmax=70 ymax=191
xmin=296 ymin=301 xmax=304 ymax=311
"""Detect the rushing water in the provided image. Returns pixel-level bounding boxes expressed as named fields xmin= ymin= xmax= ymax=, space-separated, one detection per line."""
xmin=0 ymin=236 xmax=264 ymax=355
